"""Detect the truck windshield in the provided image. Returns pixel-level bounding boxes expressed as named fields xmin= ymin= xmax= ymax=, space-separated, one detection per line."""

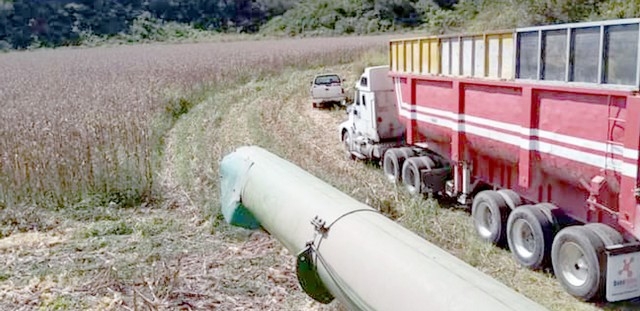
xmin=315 ymin=75 xmax=341 ymax=85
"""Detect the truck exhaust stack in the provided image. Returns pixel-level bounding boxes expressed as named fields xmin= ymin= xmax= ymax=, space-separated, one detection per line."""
xmin=219 ymin=146 xmax=548 ymax=311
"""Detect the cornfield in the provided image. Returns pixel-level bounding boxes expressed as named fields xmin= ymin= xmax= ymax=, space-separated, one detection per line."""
xmin=0 ymin=37 xmax=387 ymax=210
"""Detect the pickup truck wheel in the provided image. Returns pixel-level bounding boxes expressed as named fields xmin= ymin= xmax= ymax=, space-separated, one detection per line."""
xmin=401 ymin=156 xmax=435 ymax=195
xmin=472 ymin=191 xmax=509 ymax=245
xmin=507 ymin=205 xmax=554 ymax=270
xmin=551 ymin=226 xmax=606 ymax=301
xmin=383 ymin=148 xmax=415 ymax=183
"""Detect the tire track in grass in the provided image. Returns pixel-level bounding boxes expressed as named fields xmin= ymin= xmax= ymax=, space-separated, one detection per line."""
xmin=163 ymin=76 xmax=342 ymax=310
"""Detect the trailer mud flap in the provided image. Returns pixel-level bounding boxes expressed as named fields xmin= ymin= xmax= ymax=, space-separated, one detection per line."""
xmin=606 ymin=243 xmax=640 ymax=301
xmin=296 ymin=245 xmax=335 ymax=304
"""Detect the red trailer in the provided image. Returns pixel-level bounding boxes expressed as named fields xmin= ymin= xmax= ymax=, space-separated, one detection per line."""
xmin=340 ymin=18 xmax=640 ymax=302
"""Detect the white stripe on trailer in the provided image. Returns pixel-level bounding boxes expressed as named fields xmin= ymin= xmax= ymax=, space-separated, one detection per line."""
xmin=397 ymin=101 xmax=638 ymax=161
xmin=398 ymin=108 xmax=638 ymax=178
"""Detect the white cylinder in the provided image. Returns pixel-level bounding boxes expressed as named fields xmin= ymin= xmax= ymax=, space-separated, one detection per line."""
xmin=220 ymin=146 xmax=548 ymax=311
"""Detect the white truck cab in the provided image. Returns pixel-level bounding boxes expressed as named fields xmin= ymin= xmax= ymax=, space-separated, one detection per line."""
xmin=339 ymin=66 xmax=405 ymax=160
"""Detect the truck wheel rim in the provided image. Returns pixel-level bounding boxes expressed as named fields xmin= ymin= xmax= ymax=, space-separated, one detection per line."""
xmin=405 ymin=165 xmax=418 ymax=193
xmin=383 ymin=154 xmax=399 ymax=182
xmin=477 ymin=203 xmax=494 ymax=238
xmin=512 ymin=219 xmax=535 ymax=259
xmin=343 ymin=133 xmax=350 ymax=154
xmin=558 ymin=241 xmax=589 ymax=287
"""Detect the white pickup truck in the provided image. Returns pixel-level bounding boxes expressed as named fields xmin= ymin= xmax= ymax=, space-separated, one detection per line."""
xmin=310 ymin=73 xmax=346 ymax=108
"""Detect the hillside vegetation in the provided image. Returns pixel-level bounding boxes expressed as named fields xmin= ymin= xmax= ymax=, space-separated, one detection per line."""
xmin=1 ymin=0 xmax=639 ymax=50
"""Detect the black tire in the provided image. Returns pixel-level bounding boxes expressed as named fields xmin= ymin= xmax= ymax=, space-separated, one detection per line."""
xmin=401 ymin=156 xmax=436 ymax=195
xmin=507 ymin=205 xmax=554 ymax=270
xmin=312 ymin=102 xmax=318 ymax=108
xmin=497 ymin=189 xmax=522 ymax=210
xmin=584 ymin=223 xmax=623 ymax=246
xmin=383 ymin=147 xmax=415 ymax=183
xmin=342 ymin=131 xmax=355 ymax=160
xmin=472 ymin=190 xmax=510 ymax=245
xmin=536 ymin=202 xmax=576 ymax=231
xmin=551 ymin=226 xmax=606 ymax=301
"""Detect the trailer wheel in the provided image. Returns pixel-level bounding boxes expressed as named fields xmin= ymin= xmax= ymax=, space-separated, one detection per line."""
xmin=383 ymin=148 xmax=415 ymax=183
xmin=551 ymin=226 xmax=606 ymax=301
xmin=583 ymin=223 xmax=623 ymax=246
xmin=472 ymin=191 xmax=509 ymax=245
xmin=497 ymin=189 xmax=522 ymax=210
xmin=401 ymin=156 xmax=436 ymax=195
xmin=507 ymin=205 xmax=553 ymax=270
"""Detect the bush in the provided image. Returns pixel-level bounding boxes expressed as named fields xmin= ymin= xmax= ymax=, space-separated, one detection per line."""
xmin=0 ymin=40 xmax=10 ymax=52
xmin=596 ymin=0 xmax=640 ymax=19
xmin=0 ymin=0 xmax=635 ymax=51
xmin=260 ymin=0 xmax=421 ymax=36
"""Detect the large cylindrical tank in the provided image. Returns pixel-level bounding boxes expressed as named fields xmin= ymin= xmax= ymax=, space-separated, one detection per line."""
xmin=220 ymin=146 xmax=548 ymax=311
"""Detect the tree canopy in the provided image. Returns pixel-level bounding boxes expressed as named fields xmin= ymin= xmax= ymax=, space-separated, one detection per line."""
xmin=0 ymin=0 xmax=637 ymax=50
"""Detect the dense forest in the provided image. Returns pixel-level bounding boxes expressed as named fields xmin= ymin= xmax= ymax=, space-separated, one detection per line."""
xmin=0 ymin=0 xmax=639 ymax=50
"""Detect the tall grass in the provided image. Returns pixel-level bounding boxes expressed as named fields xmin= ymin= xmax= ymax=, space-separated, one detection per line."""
xmin=0 ymin=36 xmax=390 ymax=212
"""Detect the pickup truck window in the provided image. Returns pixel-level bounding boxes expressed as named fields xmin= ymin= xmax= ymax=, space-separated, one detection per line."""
xmin=315 ymin=75 xmax=341 ymax=85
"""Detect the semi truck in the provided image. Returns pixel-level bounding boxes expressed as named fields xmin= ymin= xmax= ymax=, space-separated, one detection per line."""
xmin=339 ymin=18 xmax=640 ymax=302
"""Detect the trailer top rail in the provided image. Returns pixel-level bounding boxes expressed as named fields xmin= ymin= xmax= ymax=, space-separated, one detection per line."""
xmin=389 ymin=18 xmax=640 ymax=90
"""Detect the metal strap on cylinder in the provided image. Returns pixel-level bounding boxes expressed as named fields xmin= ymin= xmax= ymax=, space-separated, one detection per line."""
xmin=295 ymin=209 xmax=380 ymax=306
xmin=296 ymin=244 xmax=334 ymax=304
